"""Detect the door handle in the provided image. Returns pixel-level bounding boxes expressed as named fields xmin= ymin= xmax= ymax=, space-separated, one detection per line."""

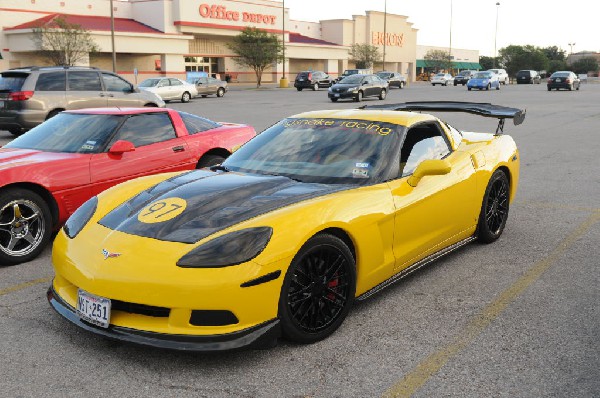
xmin=172 ymin=145 xmax=185 ymax=152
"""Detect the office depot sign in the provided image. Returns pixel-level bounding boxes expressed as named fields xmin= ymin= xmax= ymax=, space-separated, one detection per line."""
xmin=199 ymin=3 xmax=277 ymax=25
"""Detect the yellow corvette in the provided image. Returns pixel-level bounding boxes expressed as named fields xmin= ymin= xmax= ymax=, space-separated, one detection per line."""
xmin=48 ymin=102 xmax=524 ymax=351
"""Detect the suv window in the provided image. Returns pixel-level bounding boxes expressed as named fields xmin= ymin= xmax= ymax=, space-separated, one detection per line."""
xmin=68 ymin=71 xmax=102 ymax=91
xmin=400 ymin=123 xmax=451 ymax=177
xmin=0 ymin=73 xmax=28 ymax=91
xmin=179 ymin=111 xmax=220 ymax=134
xmin=35 ymin=71 xmax=67 ymax=91
xmin=110 ymin=113 xmax=176 ymax=148
xmin=102 ymin=73 xmax=132 ymax=92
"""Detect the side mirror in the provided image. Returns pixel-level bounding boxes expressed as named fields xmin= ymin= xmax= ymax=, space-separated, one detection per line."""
xmin=132 ymin=86 xmax=139 ymax=93
xmin=407 ymin=159 xmax=451 ymax=187
xmin=108 ymin=140 xmax=135 ymax=155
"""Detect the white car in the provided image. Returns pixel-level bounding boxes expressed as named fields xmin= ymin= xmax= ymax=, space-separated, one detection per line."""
xmin=138 ymin=77 xmax=198 ymax=103
xmin=431 ymin=73 xmax=454 ymax=86
xmin=487 ymin=68 xmax=509 ymax=85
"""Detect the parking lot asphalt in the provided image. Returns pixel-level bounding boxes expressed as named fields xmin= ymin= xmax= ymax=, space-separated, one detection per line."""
xmin=1 ymin=82 xmax=599 ymax=397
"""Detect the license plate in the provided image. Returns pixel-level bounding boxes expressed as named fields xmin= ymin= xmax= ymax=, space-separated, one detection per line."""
xmin=335 ymin=94 xmax=340 ymax=97
xmin=77 ymin=289 xmax=111 ymax=328
xmin=298 ymin=78 xmax=304 ymax=81
xmin=556 ymin=78 xmax=561 ymax=82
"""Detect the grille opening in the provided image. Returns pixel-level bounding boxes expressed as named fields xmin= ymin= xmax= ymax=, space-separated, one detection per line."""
xmin=190 ymin=310 xmax=239 ymax=326
xmin=111 ymin=300 xmax=170 ymax=318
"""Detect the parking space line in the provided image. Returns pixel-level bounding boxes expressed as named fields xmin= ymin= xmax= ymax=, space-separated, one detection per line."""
xmin=516 ymin=200 xmax=600 ymax=213
xmin=0 ymin=277 xmax=52 ymax=297
xmin=382 ymin=211 xmax=600 ymax=398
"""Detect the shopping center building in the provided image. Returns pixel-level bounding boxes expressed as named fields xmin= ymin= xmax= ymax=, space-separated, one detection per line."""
xmin=0 ymin=0 xmax=420 ymax=83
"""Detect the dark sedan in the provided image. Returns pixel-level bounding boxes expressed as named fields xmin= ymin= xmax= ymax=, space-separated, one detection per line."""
xmin=375 ymin=71 xmax=406 ymax=88
xmin=327 ymin=74 xmax=388 ymax=102
xmin=547 ymin=71 xmax=580 ymax=91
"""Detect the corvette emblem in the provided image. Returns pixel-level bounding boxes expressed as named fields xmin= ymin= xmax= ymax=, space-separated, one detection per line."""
xmin=102 ymin=249 xmax=121 ymax=260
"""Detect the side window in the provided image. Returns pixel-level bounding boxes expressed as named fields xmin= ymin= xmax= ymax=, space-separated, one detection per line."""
xmin=157 ymin=79 xmax=169 ymax=87
xmin=179 ymin=111 xmax=220 ymax=135
xmin=35 ymin=72 xmax=66 ymax=91
xmin=68 ymin=71 xmax=102 ymax=91
xmin=109 ymin=113 xmax=176 ymax=148
xmin=399 ymin=123 xmax=451 ymax=177
xmin=198 ymin=77 xmax=208 ymax=84
xmin=169 ymin=78 xmax=183 ymax=86
xmin=102 ymin=73 xmax=132 ymax=92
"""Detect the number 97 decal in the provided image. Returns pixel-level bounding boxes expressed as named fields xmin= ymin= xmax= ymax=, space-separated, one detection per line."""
xmin=138 ymin=198 xmax=187 ymax=224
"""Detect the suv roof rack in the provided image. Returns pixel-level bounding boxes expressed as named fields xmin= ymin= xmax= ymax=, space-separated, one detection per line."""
xmin=8 ymin=66 xmax=99 ymax=71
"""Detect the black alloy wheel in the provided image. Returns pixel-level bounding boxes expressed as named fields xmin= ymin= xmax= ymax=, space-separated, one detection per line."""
xmin=278 ymin=234 xmax=356 ymax=343
xmin=0 ymin=188 xmax=53 ymax=265
xmin=477 ymin=170 xmax=510 ymax=243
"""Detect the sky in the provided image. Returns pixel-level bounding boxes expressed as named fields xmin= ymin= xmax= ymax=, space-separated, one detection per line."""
xmin=283 ymin=0 xmax=599 ymax=57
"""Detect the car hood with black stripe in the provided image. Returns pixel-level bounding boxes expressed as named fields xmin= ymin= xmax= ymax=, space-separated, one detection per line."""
xmin=99 ymin=170 xmax=348 ymax=243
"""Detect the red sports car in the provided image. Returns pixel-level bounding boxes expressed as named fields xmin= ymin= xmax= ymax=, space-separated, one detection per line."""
xmin=0 ymin=107 xmax=256 ymax=265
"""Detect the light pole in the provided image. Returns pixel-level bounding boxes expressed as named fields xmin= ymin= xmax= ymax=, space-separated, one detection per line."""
xmin=568 ymin=42 xmax=575 ymax=55
xmin=110 ymin=0 xmax=116 ymax=72
xmin=382 ymin=0 xmax=387 ymax=70
xmin=280 ymin=0 xmax=288 ymax=87
xmin=493 ymin=2 xmax=500 ymax=68
xmin=449 ymin=0 xmax=453 ymax=73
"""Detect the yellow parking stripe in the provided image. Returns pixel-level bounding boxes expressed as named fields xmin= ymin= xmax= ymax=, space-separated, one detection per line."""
xmin=0 ymin=277 xmax=52 ymax=297
xmin=383 ymin=211 xmax=600 ymax=398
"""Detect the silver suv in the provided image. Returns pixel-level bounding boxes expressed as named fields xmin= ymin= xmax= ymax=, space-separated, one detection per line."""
xmin=0 ymin=66 xmax=165 ymax=136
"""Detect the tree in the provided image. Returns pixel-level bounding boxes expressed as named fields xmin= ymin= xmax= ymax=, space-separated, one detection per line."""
xmin=349 ymin=44 xmax=381 ymax=69
xmin=547 ymin=59 xmax=568 ymax=75
xmin=32 ymin=16 xmax=98 ymax=66
xmin=498 ymin=45 xmax=549 ymax=76
xmin=571 ymin=57 xmax=599 ymax=74
xmin=542 ymin=46 xmax=566 ymax=62
xmin=227 ymin=27 xmax=284 ymax=88
xmin=479 ymin=56 xmax=496 ymax=71
xmin=424 ymin=49 xmax=451 ymax=72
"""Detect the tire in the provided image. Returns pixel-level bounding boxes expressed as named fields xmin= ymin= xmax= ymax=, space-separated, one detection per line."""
xmin=496 ymin=84 xmax=500 ymax=90
xmin=379 ymin=89 xmax=387 ymax=100
xmin=568 ymin=85 xmax=572 ymax=91
xmin=477 ymin=170 xmax=510 ymax=243
xmin=330 ymin=98 xmax=338 ymax=102
xmin=181 ymin=92 xmax=191 ymax=103
xmin=354 ymin=91 xmax=363 ymax=102
xmin=216 ymin=87 xmax=225 ymax=97
xmin=547 ymin=87 xmax=551 ymax=91
xmin=296 ymin=87 xmax=302 ymax=91
xmin=278 ymin=233 xmax=356 ymax=344
xmin=196 ymin=154 xmax=226 ymax=168
xmin=201 ymin=95 xmax=208 ymax=98
xmin=444 ymin=82 xmax=448 ymax=86
xmin=486 ymin=84 xmax=491 ymax=91
xmin=313 ymin=83 xmax=319 ymax=91
xmin=144 ymin=103 xmax=158 ymax=107
xmin=432 ymin=83 xmax=435 ymax=86
xmin=45 ymin=109 xmax=62 ymax=120
xmin=8 ymin=128 xmax=25 ymax=136
xmin=576 ymin=84 xmax=580 ymax=91
xmin=468 ymin=87 xmax=472 ymax=91
xmin=399 ymin=81 xmax=404 ymax=89
xmin=0 ymin=188 xmax=53 ymax=265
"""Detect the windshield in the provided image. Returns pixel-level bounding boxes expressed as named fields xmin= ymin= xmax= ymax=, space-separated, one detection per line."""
xmin=338 ymin=75 xmax=365 ymax=84
xmin=376 ymin=72 xmax=391 ymax=79
xmin=474 ymin=72 xmax=491 ymax=79
xmin=459 ymin=71 xmax=471 ymax=76
xmin=222 ymin=118 xmax=402 ymax=185
xmin=5 ymin=113 xmax=122 ymax=153
xmin=342 ymin=70 xmax=358 ymax=76
xmin=139 ymin=78 xmax=161 ymax=88
xmin=551 ymin=72 xmax=570 ymax=77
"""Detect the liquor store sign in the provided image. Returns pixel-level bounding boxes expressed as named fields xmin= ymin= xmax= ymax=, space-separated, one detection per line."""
xmin=199 ymin=3 xmax=277 ymax=25
xmin=372 ymin=32 xmax=404 ymax=47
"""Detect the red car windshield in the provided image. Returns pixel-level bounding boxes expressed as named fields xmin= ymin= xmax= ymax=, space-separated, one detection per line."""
xmin=5 ymin=113 xmax=122 ymax=153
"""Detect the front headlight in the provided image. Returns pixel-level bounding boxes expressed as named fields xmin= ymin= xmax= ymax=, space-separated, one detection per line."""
xmin=63 ymin=196 xmax=98 ymax=239
xmin=177 ymin=227 xmax=273 ymax=268
xmin=348 ymin=87 xmax=358 ymax=92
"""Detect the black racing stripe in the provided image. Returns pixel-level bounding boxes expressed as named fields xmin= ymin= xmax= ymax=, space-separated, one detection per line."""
xmin=99 ymin=170 xmax=347 ymax=243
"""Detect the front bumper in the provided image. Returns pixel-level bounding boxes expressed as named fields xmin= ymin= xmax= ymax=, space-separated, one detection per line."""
xmin=328 ymin=91 xmax=357 ymax=100
xmin=47 ymin=285 xmax=280 ymax=351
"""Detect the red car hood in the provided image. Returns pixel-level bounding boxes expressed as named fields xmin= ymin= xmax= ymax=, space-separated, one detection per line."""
xmin=0 ymin=148 xmax=83 ymax=170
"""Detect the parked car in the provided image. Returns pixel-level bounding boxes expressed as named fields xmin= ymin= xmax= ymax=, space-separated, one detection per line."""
xmin=0 ymin=66 xmax=164 ymax=136
xmin=467 ymin=71 xmax=501 ymax=91
xmin=328 ymin=74 xmax=388 ymax=102
xmin=516 ymin=70 xmax=541 ymax=84
xmin=487 ymin=68 xmax=509 ymax=85
xmin=335 ymin=68 xmax=371 ymax=83
xmin=138 ymin=77 xmax=198 ymax=103
xmin=0 ymin=107 xmax=256 ymax=265
xmin=375 ymin=71 xmax=406 ymax=88
xmin=190 ymin=76 xmax=228 ymax=97
xmin=431 ymin=73 xmax=453 ymax=86
xmin=453 ymin=70 xmax=476 ymax=86
xmin=547 ymin=71 xmax=580 ymax=91
xmin=294 ymin=71 xmax=333 ymax=91
xmin=47 ymin=101 xmax=525 ymax=351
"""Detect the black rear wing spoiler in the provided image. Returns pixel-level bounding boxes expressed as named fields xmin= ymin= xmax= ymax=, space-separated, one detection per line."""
xmin=359 ymin=101 xmax=526 ymax=134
